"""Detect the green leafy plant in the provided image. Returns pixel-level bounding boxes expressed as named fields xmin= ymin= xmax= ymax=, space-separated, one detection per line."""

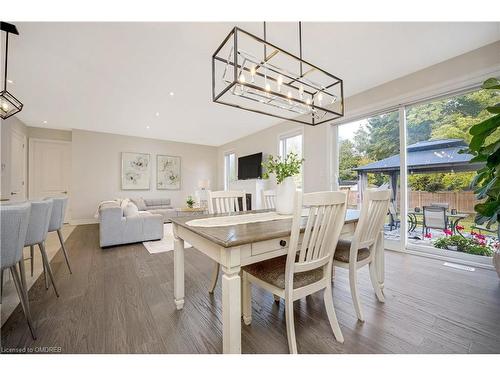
xmin=463 ymin=77 xmax=500 ymax=235
xmin=433 ymin=234 xmax=493 ymax=256
xmin=186 ymin=196 xmax=195 ymax=208
xmin=262 ymin=152 xmax=304 ymax=184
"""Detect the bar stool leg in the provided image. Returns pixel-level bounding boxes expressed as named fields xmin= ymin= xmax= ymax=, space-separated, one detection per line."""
xmin=30 ymin=245 xmax=34 ymax=277
xmin=10 ymin=265 xmax=37 ymax=340
xmin=57 ymin=229 xmax=72 ymax=274
xmin=39 ymin=242 xmax=59 ymax=298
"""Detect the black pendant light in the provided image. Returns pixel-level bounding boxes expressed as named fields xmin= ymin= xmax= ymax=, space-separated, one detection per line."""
xmin=1 ymin=21 xmax=23 ymax=120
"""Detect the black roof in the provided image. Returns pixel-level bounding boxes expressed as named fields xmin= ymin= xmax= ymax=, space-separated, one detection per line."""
xmin=354 ymin=139 xmax=482 ymax=174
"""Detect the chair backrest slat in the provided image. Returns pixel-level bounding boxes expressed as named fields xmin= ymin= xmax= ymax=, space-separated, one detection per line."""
xmin=262 ymin=190 xmax=276 ymax=209
xmin=208 ymin=190 xmax=247 ymax=214
xmin=286 ymin=191 xmax=347 ymax=286
xmin=353 ymin=189 xmax=391 ymax=251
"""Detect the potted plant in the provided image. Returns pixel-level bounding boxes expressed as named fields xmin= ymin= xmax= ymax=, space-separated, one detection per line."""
xmin=463 ymin=77 xmax=500 ymax=277
xmin=186 ymin=196 xmax=195 ymax=209
xmin=262 ymin=152 xmax=304 ymax=215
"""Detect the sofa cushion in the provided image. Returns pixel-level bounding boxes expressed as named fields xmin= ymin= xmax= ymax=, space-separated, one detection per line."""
xmin=123 ymin=201 xmax=139 ymax=217
xmin=120 ymin=198 xmax=130 ymax=215
xmin=144 ymin=198 xmax=171 ymax=207
xmin=131 ymin=197 xmax=147 ymax=211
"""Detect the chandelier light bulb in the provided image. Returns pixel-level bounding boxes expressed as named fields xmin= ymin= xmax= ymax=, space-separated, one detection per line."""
xmin=265 ymin=82 xmax=271 ymax=92
xmin=277 ymin=75 xmax=283 ymax=92
xmin=250 ymin=66 xmax=256 ymax=82
xmin=299 ymin=84 xmax=304 ymax=98
xmin=318 ymin=92 xmax=323 ymax=104
xmin=239 ymin=73 xmax=246 ymax=84
xmin=331 ymin=95 xmax=337 ymax=104
xmin=305 ymin=97 xmax=311 ymax=106
xmin=1 ymin=101 xmax=9 ymax=112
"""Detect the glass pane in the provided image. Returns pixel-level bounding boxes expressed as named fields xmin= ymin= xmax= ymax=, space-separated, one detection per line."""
xmin=280 ymin=134 xmax=303 ymax=188
xmin=337 ymin=110 xmax=400 ymax=250
xmin=405 ymin=88 xmax=498 ymax=264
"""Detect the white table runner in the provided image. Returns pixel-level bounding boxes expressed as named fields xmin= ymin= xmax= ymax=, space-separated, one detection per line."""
xmin=186 ymin=211 xmax=293 ymax=228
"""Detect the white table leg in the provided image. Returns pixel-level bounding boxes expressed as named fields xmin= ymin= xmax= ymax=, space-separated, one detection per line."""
xmin=173 ymin=227 xmax=185 ymax=310
xmin=222 ymin=265 xmax=242 ymax=354
xmin=376 ymin=229 xmax=385 ymax=291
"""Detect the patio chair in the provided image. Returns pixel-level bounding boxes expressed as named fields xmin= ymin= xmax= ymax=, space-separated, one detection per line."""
xmin=422 ymin=206 xmax=448 ymax=236
xmin=430 ymin=203 xmax=449 ymax=210
xmin=388 ymin=201 xmax=400 ymax=230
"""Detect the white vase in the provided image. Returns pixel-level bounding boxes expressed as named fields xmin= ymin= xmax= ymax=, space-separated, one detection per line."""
xmin=275 ymin=176 xmax=296 ymax=215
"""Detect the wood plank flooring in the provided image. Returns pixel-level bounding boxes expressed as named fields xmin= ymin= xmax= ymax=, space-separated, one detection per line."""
xmin=1 ymin=224 xmax=500 ymax=354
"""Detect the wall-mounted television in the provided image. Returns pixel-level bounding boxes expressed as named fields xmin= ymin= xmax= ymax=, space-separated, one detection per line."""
xmin=237 ymin=152 xmax=262 ymax=180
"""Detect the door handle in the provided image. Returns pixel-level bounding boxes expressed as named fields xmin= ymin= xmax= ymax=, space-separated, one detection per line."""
xmin=62 ymin=191 xmax=68 ymax=194
xmin=11 ymin=192 xmax=17 ymax=195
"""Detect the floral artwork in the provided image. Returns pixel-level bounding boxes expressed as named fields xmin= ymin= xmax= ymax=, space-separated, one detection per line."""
xmin=157 ymin=155 xmax=181 ymax=190
xmin=121 ymin=152 xmax=151 ymax=190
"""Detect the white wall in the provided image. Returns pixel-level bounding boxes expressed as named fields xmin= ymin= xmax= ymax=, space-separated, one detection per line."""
xmin=217 ymin=41 xmax=500 ymax=193
xmin=71 ymin=129 xmax=218 ymax=222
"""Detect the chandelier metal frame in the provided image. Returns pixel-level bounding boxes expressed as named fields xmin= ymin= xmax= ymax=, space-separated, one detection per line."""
xmin=211 ymin=23 xmax=344 ymax=126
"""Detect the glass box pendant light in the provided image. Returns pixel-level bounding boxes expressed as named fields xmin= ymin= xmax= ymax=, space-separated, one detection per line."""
xmin=212 ymin=22 xmax=344 ymax=126
xmin=1 ymin=22 xmax=23 ymax=120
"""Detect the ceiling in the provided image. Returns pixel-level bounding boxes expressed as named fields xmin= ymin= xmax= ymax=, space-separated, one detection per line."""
xmin=4 ymin=22 xmax=500 ymax=146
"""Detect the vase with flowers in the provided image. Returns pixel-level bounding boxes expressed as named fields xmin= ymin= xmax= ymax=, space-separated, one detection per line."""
xmin=262 ymin=152 xmax=304 ymax=215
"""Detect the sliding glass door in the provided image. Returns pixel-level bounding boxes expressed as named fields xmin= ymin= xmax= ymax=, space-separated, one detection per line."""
xmin=405 ymin=88 xmax=498 ymax=265
xmin=336 ymin=110 xmax=401 ymax=250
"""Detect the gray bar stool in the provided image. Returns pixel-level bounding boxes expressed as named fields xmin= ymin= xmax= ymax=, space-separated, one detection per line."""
xmin=25 ymin=199 xmax=59 ymax=297
xmin=43 ymin=197 xmax=72 ymax=274
xmin=1 ymin=203 xmax=37 ymax=339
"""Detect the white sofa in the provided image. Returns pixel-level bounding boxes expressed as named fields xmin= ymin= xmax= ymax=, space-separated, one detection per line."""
xmin=98 ymin=201 xmax=163 ymax=248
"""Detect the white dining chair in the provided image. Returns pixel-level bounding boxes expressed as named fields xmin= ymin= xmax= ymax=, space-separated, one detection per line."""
xmin=261 ymin=190 xmax=276 ymax=209
xmin=242 ymin=191 xmax=347 ymax=353
xmin=207 ymin=190 xmax=247 ymax=293
xmin=333 ymin=189 xmax=391 ymax=322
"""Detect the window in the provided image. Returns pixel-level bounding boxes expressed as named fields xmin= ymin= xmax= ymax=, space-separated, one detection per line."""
xmin=279 ymin=131 xmax=303 ymax=188
xmin=224 ymin=152 xmax=236 ymax=190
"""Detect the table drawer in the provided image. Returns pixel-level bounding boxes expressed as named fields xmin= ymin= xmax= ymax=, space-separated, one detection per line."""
xmin=251 ymin=237 xmax=290 ymax=256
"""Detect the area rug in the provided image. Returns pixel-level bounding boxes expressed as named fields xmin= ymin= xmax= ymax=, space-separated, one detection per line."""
xmin=143 ymin=223 xmax=192 ymax=254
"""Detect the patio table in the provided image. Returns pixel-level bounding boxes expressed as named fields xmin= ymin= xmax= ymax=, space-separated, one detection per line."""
xmin=408 ymin=210 xmax=468 ymax=237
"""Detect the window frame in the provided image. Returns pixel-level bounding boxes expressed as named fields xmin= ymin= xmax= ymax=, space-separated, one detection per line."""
xmin=223 ymin=150 xmax=236 ymax=191
xmin=277 ymin=129 xmax=304 ymax=189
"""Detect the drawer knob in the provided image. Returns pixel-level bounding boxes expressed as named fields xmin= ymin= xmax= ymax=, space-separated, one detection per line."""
xmin=280 ymin=240 xmax=287 ymax=247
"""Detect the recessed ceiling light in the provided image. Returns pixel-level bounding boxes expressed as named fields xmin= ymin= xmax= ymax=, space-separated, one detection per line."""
xmin=155 ymin=112 xmax=160 ymax=117
xmin=169 ymin=92 xmax=174 ymax=96
xmin=7 ymin=79 xmax=13 ymax=84
xmin=43 ymin=120 xmax=47 ymax=124
xmin=146 ymin=125 xmax=150 ymax=129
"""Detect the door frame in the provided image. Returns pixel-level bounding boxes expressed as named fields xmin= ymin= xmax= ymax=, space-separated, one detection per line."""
xmin=10 ymin=127 xmax=28 ymax=201
xmin=28 ymin=138 xmax=71 ymax=200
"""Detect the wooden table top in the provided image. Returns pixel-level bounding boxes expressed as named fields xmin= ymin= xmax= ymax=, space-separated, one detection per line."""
xmin=171 ymin=209 xmax=360 ymax=248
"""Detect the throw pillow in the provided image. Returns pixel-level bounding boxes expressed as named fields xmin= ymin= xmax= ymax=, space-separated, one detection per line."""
xmin=131 ymin=197 xmax=147 ymax=211
xmin=123 ymin=201 xmax=139 ymax=217
xmin=120 ymin=198 xmax=130 ymax=216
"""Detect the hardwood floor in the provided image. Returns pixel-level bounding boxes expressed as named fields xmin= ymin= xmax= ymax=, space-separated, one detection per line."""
xmin=2 ymin=224 xmax=500 ymax=354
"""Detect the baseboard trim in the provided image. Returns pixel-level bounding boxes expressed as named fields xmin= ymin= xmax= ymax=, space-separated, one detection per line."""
xmin=69 ymin=218 xmax=99 ymax=225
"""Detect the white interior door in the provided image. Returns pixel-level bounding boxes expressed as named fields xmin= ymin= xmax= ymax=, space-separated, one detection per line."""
xmin=29 ymin=138 xmax=71 ymax=220
xmin=9 ymin=129 xmax=27 ymax=202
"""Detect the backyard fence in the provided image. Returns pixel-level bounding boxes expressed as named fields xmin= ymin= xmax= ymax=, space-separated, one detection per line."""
xmin=347 ymin=190 xmax=478 ymax=213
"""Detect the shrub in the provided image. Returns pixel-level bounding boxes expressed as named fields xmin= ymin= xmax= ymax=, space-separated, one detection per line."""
xmin=433 ymin=234 xmax=493 ymax=256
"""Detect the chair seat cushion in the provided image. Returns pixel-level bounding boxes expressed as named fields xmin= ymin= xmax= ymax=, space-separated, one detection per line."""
xmin=243 ymin=255 xmax=323 ymax=290
xmin=334 ymin=239 xmax=370 ymax=263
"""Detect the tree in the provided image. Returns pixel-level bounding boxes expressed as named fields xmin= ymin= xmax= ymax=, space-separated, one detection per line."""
xmin=339 ymin=139 xmax=362 ymax=181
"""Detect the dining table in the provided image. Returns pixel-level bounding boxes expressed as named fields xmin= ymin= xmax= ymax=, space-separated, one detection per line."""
xmin=170 ymin=208 xmax=385 ymax=354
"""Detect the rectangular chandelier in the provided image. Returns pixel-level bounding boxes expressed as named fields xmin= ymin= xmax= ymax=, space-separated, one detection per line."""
xmin=212 ymin=26 xmax=344 ymax=126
